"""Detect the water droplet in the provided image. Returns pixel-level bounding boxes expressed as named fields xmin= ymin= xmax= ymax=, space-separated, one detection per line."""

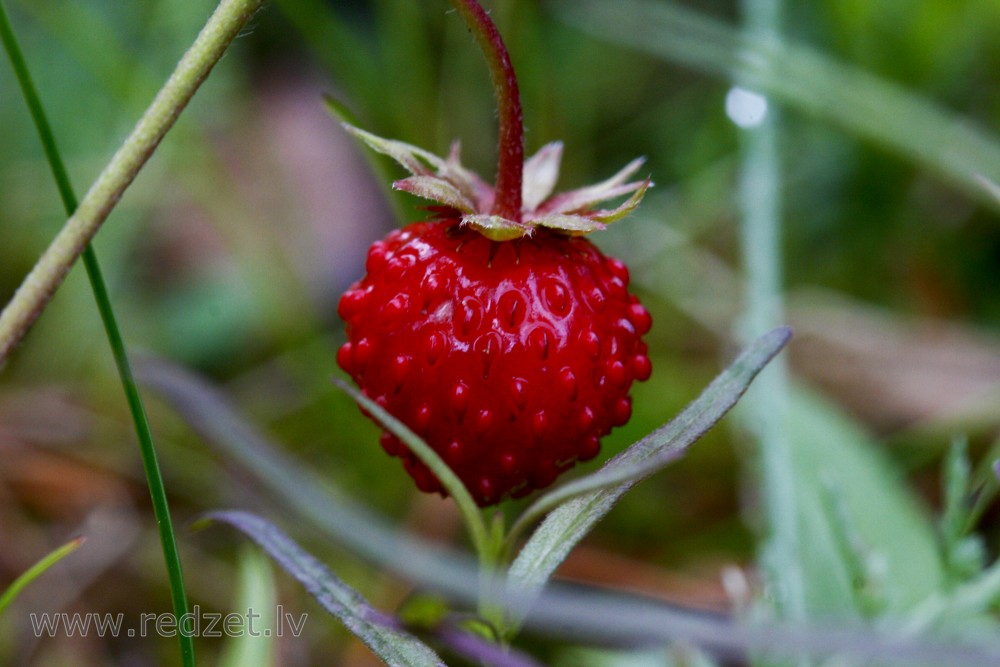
xmin=725 ymin=86 xmax=768 ymax=128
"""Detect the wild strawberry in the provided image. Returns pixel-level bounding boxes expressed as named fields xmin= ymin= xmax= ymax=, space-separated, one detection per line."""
xmin=336 ymin=0 xmax=651 ymax=506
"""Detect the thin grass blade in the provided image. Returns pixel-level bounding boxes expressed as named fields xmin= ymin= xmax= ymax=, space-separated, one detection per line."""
xmin=0 ymin=537 xmax=85 ymax=615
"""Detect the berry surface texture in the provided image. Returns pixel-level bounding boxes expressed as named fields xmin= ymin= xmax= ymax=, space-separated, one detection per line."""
xmin=338 ymin=217 xmax=652 ymax=506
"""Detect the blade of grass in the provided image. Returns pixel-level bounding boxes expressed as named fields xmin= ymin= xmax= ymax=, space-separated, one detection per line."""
xmin=557 ymin=0 xmax=1000 ymax=214
xmin=216 ymin=546 xmax=277 ymax=667
xmin=0 ymin=4 xmax=197 ymax=665
xmin=732 ymin=0 xmax=809 ymax=642
xmin=0 ymin=0 xmax=266 ymax=364
xmin=331 ymin=378 xmax=491 ymax=567
xmin=134 ymin=354 xmax=488 ymax=605
xmin=0 ymin=537 xmax=85 ymax=616
xmin=205 ymin=511 xmax=447 ymax=667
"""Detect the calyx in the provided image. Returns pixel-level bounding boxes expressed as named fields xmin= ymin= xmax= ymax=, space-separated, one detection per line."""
xmin=344 ymin=123 xmax=651 ymax=242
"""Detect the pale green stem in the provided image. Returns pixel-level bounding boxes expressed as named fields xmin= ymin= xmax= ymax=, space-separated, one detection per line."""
xmin=736 ymin=0 xmax=809 ymax=649
xmin=0 ymin=0 xmax=265 ymax=364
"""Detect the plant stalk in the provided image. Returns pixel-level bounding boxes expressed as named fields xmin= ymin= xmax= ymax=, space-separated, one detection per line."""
xmin=735 ymin=0 xmax=809 ymax=660
xmin=0 ymin=0 xmax=265 ymax=365
xmin=0 ymin=4 xmax=203 ymax=665
xmin=446 ymin=0 xmax=524 ymax=220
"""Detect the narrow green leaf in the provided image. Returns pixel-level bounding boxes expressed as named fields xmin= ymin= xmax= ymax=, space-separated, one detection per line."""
xmin=0 ymin=3 xmax=198 ymax=664
xmin=331 ymin=378 xmax=491 ymax=567
xmin=506 ymin=327 xmax=791 ymax=627
xmin=206 ymin=511 xmax=445 ymax=667
xmin=217 ymin=547 xmax=277 ymax=667
xmin=784 ymin=388 xmax=945 ymax=615
xmin=941 ymin=438 xmax=971 ymax=551
xmin=135 ymin=356 xmax=486 ymax=605
xmin=0 ymin=537 xmax=85 ymax=616
xmin=558 ymin=0 xmax=1000 ymax=213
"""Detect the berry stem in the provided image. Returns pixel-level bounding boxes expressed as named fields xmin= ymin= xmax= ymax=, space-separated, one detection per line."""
xmin=447 ymin=0 xmax=524 ymax=221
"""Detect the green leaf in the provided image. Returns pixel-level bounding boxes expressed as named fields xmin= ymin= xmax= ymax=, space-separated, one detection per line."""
xmin=0 ymin=537 xmax=85 ymax=616
xmin=206 ymin=511 xmax=445 ymax=667
xmin=558 ymin=0 xmax=1000 ymax=213
xmin=139 ymin=358 xmax=1000 ymax=664
xmin=331 ymin=378 xmax=491 ymax=568
xmin=135 ymin=356 xmax=485 ymax=605
xmin=506 ymin=327 xmax=791 ymax=629
xmin=217 ymin=546 xmax=277 ymax=667
xmin=784 ymin=388 xmax=945 ymax=615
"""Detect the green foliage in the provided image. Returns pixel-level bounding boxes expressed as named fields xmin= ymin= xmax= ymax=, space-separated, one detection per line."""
xmin=2 ymin=0 xmax=1000 ymax=665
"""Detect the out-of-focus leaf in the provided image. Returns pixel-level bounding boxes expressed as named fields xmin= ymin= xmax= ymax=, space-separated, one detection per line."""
xmin=143 ymin=357 xmax=1000 ymax=663
xmin=507 ymin=327 xmax=791 ymax=628
xmin=558 ymin=0 xmax=1000 ymax=213
xmin=206 ymin=510 xmax=445 ymax=667
xmin=784 ymin=388 xmax=945 ymax=615
xmin=135 ymin=356 xmax=486 ymax=605
xmin=217 ymin=546 xmax=277 ymax=667
xmin=0 ymin=537 xmax=85 ymax=616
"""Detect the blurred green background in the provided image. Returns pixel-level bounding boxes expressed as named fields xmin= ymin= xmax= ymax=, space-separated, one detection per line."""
xmin=1 ymin=0 xmax=999 ymax=665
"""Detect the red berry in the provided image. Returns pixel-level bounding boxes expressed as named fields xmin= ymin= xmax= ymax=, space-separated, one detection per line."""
xmin=338 ymin=218 xmax=651 ymax=506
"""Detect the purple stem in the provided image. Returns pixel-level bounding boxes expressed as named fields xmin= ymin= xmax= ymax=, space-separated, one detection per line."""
xmin=447 ymin=0 xmax=524 ymax=221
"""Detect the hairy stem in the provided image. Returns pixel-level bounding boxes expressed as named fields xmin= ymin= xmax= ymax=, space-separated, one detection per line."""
xmin=0 ymin=3 xmax=207 ymax=665
xmin=446 ymin=0 xmax=524 ymax=220
xmin=0 ymin=0 xmax=265 ymax=365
